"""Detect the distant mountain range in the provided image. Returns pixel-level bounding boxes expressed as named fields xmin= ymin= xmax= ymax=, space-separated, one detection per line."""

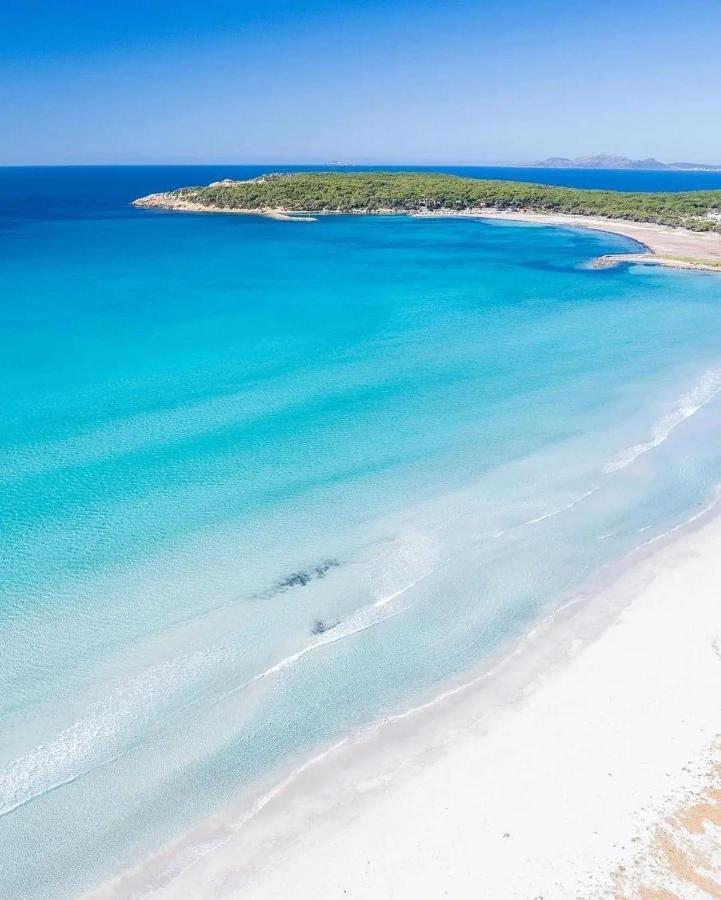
xmin=531 ymin=155 xmax=721 ymax=171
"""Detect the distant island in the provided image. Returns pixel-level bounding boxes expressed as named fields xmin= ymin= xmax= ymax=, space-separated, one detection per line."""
xmin=133 ymin=172 xmax=721 ymax=272
xmin=532 ymin=154 xmax=721 ymax=171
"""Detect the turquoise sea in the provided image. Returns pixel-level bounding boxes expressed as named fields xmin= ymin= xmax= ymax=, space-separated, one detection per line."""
xmin=3 ymin=167 xmax=721 ymax=898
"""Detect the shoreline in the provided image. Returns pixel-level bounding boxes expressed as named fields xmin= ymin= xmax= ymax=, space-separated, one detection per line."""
xmin=90 ymin=492 xmax=721 ymax=899
xmin=132 ymin=195 xmax=721 ymax=272
xmin=462 ymin=208 xmax=721 ymax=272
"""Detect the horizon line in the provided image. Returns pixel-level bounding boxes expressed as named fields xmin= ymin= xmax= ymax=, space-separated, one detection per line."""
xmin=2 ymin=160 xmax=721 ymax=171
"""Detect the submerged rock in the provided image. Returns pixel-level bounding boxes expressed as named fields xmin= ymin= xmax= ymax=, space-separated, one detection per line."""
xmin=275 ymin=559 xmax=339 ymax=592
xmin=310 ymin=617 xmax=340 ymax=636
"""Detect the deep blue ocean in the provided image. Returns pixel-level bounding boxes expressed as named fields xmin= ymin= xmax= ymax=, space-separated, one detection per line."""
xmin=2 ymin=166 xmax=721 ymax=898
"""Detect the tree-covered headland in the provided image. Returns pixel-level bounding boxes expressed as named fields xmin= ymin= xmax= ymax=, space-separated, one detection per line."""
xmin=134 ymin=172 xmax=721 ymax=232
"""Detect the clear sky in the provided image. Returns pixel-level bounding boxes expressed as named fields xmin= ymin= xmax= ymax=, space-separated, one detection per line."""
xmin=2 ymin=0 xmax=720 ymax=165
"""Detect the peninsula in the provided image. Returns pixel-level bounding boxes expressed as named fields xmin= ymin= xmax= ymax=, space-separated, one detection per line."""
xmin=133 ymin=172 xmax=721 ymax=271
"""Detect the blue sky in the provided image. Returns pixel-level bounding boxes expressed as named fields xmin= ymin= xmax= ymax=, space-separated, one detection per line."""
xmin=2 ymin=0 xmax=720 ymax=165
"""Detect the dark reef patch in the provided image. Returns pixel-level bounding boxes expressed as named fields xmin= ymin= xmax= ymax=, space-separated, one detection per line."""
xmin=275 ymin=558 xmax=340 ymax=593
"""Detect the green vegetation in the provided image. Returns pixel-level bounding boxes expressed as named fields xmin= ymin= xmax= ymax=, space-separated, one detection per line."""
xmin=140 ymin=172 xmax=721 ymax=231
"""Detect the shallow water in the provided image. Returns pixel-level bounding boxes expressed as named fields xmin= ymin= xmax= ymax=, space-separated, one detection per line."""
xmin=2 ymin=168 xmax=721 ymax=897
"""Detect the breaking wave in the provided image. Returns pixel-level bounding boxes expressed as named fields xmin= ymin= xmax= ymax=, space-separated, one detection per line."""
xmin=523 ymin=488 xmax=599 ymax=525
xmin=0 ymin=541 xmax=434 ymax=820
xmin=0 ymin=648 xmax=231 ymax=818
xmin=604 ymin=368 xmax=721 ymax=474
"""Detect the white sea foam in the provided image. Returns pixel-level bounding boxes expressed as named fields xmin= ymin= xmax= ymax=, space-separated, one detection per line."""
xmin=245 ymin=526 xmax=439 ymax=683
xmin=523 ymin=488 xmax=599 ymax=526
xmin=0 ymin=648 xmax=230 ymax=818
xmin=252 ymin=571 xmax=432 ymax=683
xmin=0 ymin=536 xmax=435 ymax=820
xmin=203 ymin=563 xmax=437 ymax=721
xmin=604 ymin=368 xmax=721 ymax=474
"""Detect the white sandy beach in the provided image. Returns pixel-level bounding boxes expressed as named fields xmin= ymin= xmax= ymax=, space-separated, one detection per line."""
xmin=417 ymin=209 xmax=721 ymax=272
xmin=94 ymin=497 xmax=721 ymax=899
xmin=479 ymin=210 xmax=721 ymax=271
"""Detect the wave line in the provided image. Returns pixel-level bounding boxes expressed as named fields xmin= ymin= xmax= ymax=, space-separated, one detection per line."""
xmin=604 ymin=368 xmax=721 ymax=474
